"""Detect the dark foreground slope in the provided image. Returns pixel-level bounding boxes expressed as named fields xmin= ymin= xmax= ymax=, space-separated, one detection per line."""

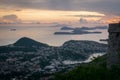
xmin=55 ymin=54 xmax=120 ymax=80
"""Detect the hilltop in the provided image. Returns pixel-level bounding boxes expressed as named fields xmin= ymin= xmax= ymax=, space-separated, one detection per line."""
xmin=14 ymin=37 xmax=49 ymax=47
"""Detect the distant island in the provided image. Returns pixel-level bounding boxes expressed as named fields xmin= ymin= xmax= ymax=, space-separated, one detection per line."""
xmin=54 ymin=26 xmax=107 ymax=35
xmin=54 ymin=31 xmax=101 ymax=35
xmin=61 ymin=26 xmax=74 ymax=30
xmin=61 ymin=26 xmax=108 ymax=30
xmin=10 ymin=29 xmax=16 ymax=31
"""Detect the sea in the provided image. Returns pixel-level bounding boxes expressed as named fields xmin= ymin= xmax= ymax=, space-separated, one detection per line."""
xmin=0 ymin=23 xmax=108 ymax=46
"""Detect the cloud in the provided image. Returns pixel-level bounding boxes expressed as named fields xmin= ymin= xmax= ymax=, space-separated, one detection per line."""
xmin=1 ymin=14 xmax=22 ymax=23
xmin=79 ymin=18 xmax=105 ymax=24
xmin=67 ymin=15 xmax=104 ymax=18
xmin=105 ymin=16 xmax=120 ymax=23
xmin=0 ymin=0 xmax=119 ymax=16
xmin=15 ymin=9 xmax=22 ymax=11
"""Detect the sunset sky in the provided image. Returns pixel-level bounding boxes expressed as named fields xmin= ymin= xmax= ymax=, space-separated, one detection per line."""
xmin=0 ymin=0 xmax=120 ymax=25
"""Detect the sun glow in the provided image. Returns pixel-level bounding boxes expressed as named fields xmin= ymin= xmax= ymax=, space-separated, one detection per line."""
xmin=0 ymin=9 xmax=105 ymax=23
xmin=106 ymin=16 xmax=120 ymax=23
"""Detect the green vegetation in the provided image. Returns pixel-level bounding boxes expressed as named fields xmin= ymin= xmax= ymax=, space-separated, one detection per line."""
xmin=55 ymin=55 xmax=120 ymax=80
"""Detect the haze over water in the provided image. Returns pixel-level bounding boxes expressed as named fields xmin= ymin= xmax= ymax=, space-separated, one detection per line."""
xmin=0 ymin=24 xmax=108 ymax=46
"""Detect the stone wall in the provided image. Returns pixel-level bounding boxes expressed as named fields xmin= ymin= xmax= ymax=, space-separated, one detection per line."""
xmin=107 ymin=23 xmax=120 ymax=68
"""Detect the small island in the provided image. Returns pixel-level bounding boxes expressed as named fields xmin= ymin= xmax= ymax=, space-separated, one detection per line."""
xmin=54 ymin=31 xmax=101 ymax=35
xmin=54 ymin=26 xmax=107 ymax=35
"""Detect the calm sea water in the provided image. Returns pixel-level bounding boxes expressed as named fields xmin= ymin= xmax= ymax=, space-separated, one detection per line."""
xmin=0 ymin=24 xmax=108 ymax=46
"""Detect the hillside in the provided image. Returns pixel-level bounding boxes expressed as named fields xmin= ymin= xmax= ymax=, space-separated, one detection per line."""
xmin=59 ymin=40 xmax=107 ymax=60
xmin=54 ymin=54 xmax=120 ymax=80
xmin=0 ymin=37 xmax=107 ymax=80
xmin=14 ymin=37 xmax=49 ymax=47
xmin=0 ymin=38 xmax=107 ymax=61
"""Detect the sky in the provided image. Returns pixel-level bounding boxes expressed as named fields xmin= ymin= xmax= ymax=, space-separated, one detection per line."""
xmin=0 ymin=0 xmax=120 ymax=25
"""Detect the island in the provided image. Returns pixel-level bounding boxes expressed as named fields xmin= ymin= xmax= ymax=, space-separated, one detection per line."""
xmin=54 ymin=26 xmax=107 ymax=35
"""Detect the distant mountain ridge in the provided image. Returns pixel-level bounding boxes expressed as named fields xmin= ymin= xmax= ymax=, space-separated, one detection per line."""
xmin=0 ymin=37 xmax=107 ymax=61
xmin=0 ymin=37 xmax=107 ymax=58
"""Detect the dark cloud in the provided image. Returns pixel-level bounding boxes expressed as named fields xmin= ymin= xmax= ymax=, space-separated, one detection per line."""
xmin=15 ymin=9 xmax=22 ymax=11
xmin=3 ymin=14 xmax=17 ymax=20
xmin=79 ymin=18 xmax=103 ymax=24
xmin=79 ymin=18 xmax=88 ymax=23
xmin=2 ymin=14 xmax=22 ymax=23
xmin=0 ymin=0 xmax=119 ymax=15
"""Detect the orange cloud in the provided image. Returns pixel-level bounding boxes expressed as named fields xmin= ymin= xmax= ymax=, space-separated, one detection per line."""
xmin=106 ymin=16 xmax=120 ymax=24
xmin=0 ymin=14 xmax=22 ymax=23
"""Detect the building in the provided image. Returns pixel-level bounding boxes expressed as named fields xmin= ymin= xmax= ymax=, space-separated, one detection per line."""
xmin=107 ymin=22 xmax=120 ymax=68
